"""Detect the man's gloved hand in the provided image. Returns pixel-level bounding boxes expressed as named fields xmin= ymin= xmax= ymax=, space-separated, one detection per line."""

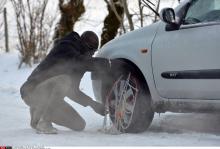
xmin=92 ymin=58 xmax=111 ymax=72
xmin=109 ymin=59 xmax=126 ymax=70
xmin=90 ymin=101 xmax=105 ymax=116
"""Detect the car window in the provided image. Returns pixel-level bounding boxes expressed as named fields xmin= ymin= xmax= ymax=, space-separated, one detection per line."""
xmin=184 ymin=0 xmax=220 ymax=24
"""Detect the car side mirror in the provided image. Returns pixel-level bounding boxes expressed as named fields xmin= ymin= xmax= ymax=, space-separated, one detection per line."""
xmin=160 ymin=8 xmax=180 ymax=31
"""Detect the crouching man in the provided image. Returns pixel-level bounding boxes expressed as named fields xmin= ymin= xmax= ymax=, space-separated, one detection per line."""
xmin=20 ymin=31 xmax=111 ymax=134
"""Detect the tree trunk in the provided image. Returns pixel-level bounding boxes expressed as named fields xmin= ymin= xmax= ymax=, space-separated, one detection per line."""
xmin=153 ymin=0 xmax=161 ymax=23
xmin=101 ymin=0 xmax=124 ymax=47
xmin=3 ymin=7 xmax=9 ymax=52
xmin=138 ymin=0 xmax=144 ymax=27
xmin=121 ymin=0 xmax=134 ymax=31
xmin=53 ymin=0 xmax=85 ymax=39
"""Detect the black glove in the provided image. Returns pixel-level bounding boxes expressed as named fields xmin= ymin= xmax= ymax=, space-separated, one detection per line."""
xmin=91 ymin=59 xmax=127 ymax=80
xmin=109 ymin=59 xmax=126 ymax=71
xmin=92 ymin=58 xmax=111 ymax=72
xmin=90 ymin=58 xmax=111 ymax=80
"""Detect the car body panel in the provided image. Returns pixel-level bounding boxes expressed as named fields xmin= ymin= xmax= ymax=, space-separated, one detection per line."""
xmin=152 ymin=22 xmax=220 ymax=100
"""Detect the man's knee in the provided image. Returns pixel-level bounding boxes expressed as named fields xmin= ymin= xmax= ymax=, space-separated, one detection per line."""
xmin=20 ymin=82 xmax=32 ymax=106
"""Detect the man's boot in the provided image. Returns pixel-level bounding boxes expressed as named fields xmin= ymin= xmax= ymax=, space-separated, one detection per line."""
xmin=30 ymin=107 xmax=40 ymax=129
xmin=36 ymin=118 xmax=58 ymax=134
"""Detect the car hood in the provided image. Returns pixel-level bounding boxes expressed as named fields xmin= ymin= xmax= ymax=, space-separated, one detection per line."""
xmin=95 ymin=22 xmax=160 ymax=58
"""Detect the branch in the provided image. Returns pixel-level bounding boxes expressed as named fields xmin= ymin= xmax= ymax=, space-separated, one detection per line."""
xmin=109 ymin=0 xmax=123 ymax=22
xmin=141 ymin=0 xmax=160 ymax=17
xmin=121 ymin=0 xmax=134 ymax=31
xmin=154 ymin=0 xmax=161 ymax=22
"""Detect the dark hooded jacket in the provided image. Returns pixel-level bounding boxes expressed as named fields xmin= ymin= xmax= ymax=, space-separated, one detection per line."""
xmin=21 ymin=31 xmax=110 ymax=97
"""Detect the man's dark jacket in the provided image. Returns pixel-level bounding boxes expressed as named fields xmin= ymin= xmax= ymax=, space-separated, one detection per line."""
xmin=21 ymin=31 xmax=109 ymax=97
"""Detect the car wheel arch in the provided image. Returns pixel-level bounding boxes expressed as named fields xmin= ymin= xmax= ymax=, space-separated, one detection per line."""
xmin=110 ymin=58 xmax=151 ymax=97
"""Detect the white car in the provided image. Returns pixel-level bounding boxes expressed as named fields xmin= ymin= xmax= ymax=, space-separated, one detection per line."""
xmin=92 ymin=0 xmax=220 ymax=133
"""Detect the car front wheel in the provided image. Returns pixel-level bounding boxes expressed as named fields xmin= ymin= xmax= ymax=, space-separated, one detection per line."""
xmin=102 ymin=61 xmax=154 ymax=133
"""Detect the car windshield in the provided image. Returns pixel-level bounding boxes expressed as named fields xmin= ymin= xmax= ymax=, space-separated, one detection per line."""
xmin=184 ymin=0 xmax=220 ymax=24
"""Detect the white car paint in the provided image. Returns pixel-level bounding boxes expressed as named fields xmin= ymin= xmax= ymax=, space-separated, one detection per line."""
xmin=152 ymin=22 xmax=220 ymax=100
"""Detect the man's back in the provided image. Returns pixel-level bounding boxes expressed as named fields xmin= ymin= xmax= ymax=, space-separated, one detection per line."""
xmin=27 ymin=32 xmax=86 ymax=86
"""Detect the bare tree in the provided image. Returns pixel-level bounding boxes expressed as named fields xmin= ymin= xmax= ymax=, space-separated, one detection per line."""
xmin=0 ymin=0 xmax=6 ymax=13
xmin=53 ymin=0 xmax=85 ymax=39
xmin=101 ymin=0 xmax=161 ymax=46
xmin=101 ymin=0 xmax=124 ymax=47
xmin=0 ymin=0 xmax=7 ymax=47
xmin=153 ymin=0 xmax=161 ymax=22
xmin=101 ymin=0 xmax=126 ymax=46
xmin=121 ymin=0 xmax=134 ymax=31
xmin=3 ymin=7 xmax=9 ymax=52
xmin=138 ymin=0 xmax=144 ymax=27
xmin=0 ymin=18 xmax=4 ymax=51
xmin=11 ymin=0 xmax=56 ymax=68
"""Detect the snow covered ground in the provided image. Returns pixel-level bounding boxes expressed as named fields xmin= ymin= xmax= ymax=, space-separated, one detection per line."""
xmin=0 ymin=52 xmax=220 ymax=147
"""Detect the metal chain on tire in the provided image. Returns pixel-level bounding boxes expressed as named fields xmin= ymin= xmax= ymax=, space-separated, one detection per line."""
xmin=101 ymin=73 xmax=139 ymax=135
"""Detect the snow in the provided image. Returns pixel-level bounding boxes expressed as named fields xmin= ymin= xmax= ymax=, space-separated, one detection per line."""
xmin=0 ymin=52 xmax=220 ymax=146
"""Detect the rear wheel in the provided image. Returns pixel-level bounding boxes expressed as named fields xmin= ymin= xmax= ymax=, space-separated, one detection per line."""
xmin=102 ymin=61 xmax=154 ymax=133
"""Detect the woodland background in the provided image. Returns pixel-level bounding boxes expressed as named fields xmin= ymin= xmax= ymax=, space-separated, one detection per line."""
xmin=0 ymin=0 xmax=179 ymax=67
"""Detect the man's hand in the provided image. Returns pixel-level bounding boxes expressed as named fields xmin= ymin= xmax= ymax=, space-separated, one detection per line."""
xmin=90 ymin=101 xmax=105 ymax=116
xmin=92 ymin=58 xmax=111 ymax=72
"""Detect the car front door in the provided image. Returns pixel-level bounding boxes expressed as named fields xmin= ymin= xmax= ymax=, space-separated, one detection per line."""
xmin=152 ymin=0 xmax=220 ymax=100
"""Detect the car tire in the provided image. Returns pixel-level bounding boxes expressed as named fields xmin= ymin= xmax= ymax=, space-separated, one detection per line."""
xmin=101 ymin=60 xmax=154 ymax=133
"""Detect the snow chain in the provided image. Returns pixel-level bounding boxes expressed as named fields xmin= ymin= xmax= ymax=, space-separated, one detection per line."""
xmin=100 ymin=73 xmax=139 ymax=135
